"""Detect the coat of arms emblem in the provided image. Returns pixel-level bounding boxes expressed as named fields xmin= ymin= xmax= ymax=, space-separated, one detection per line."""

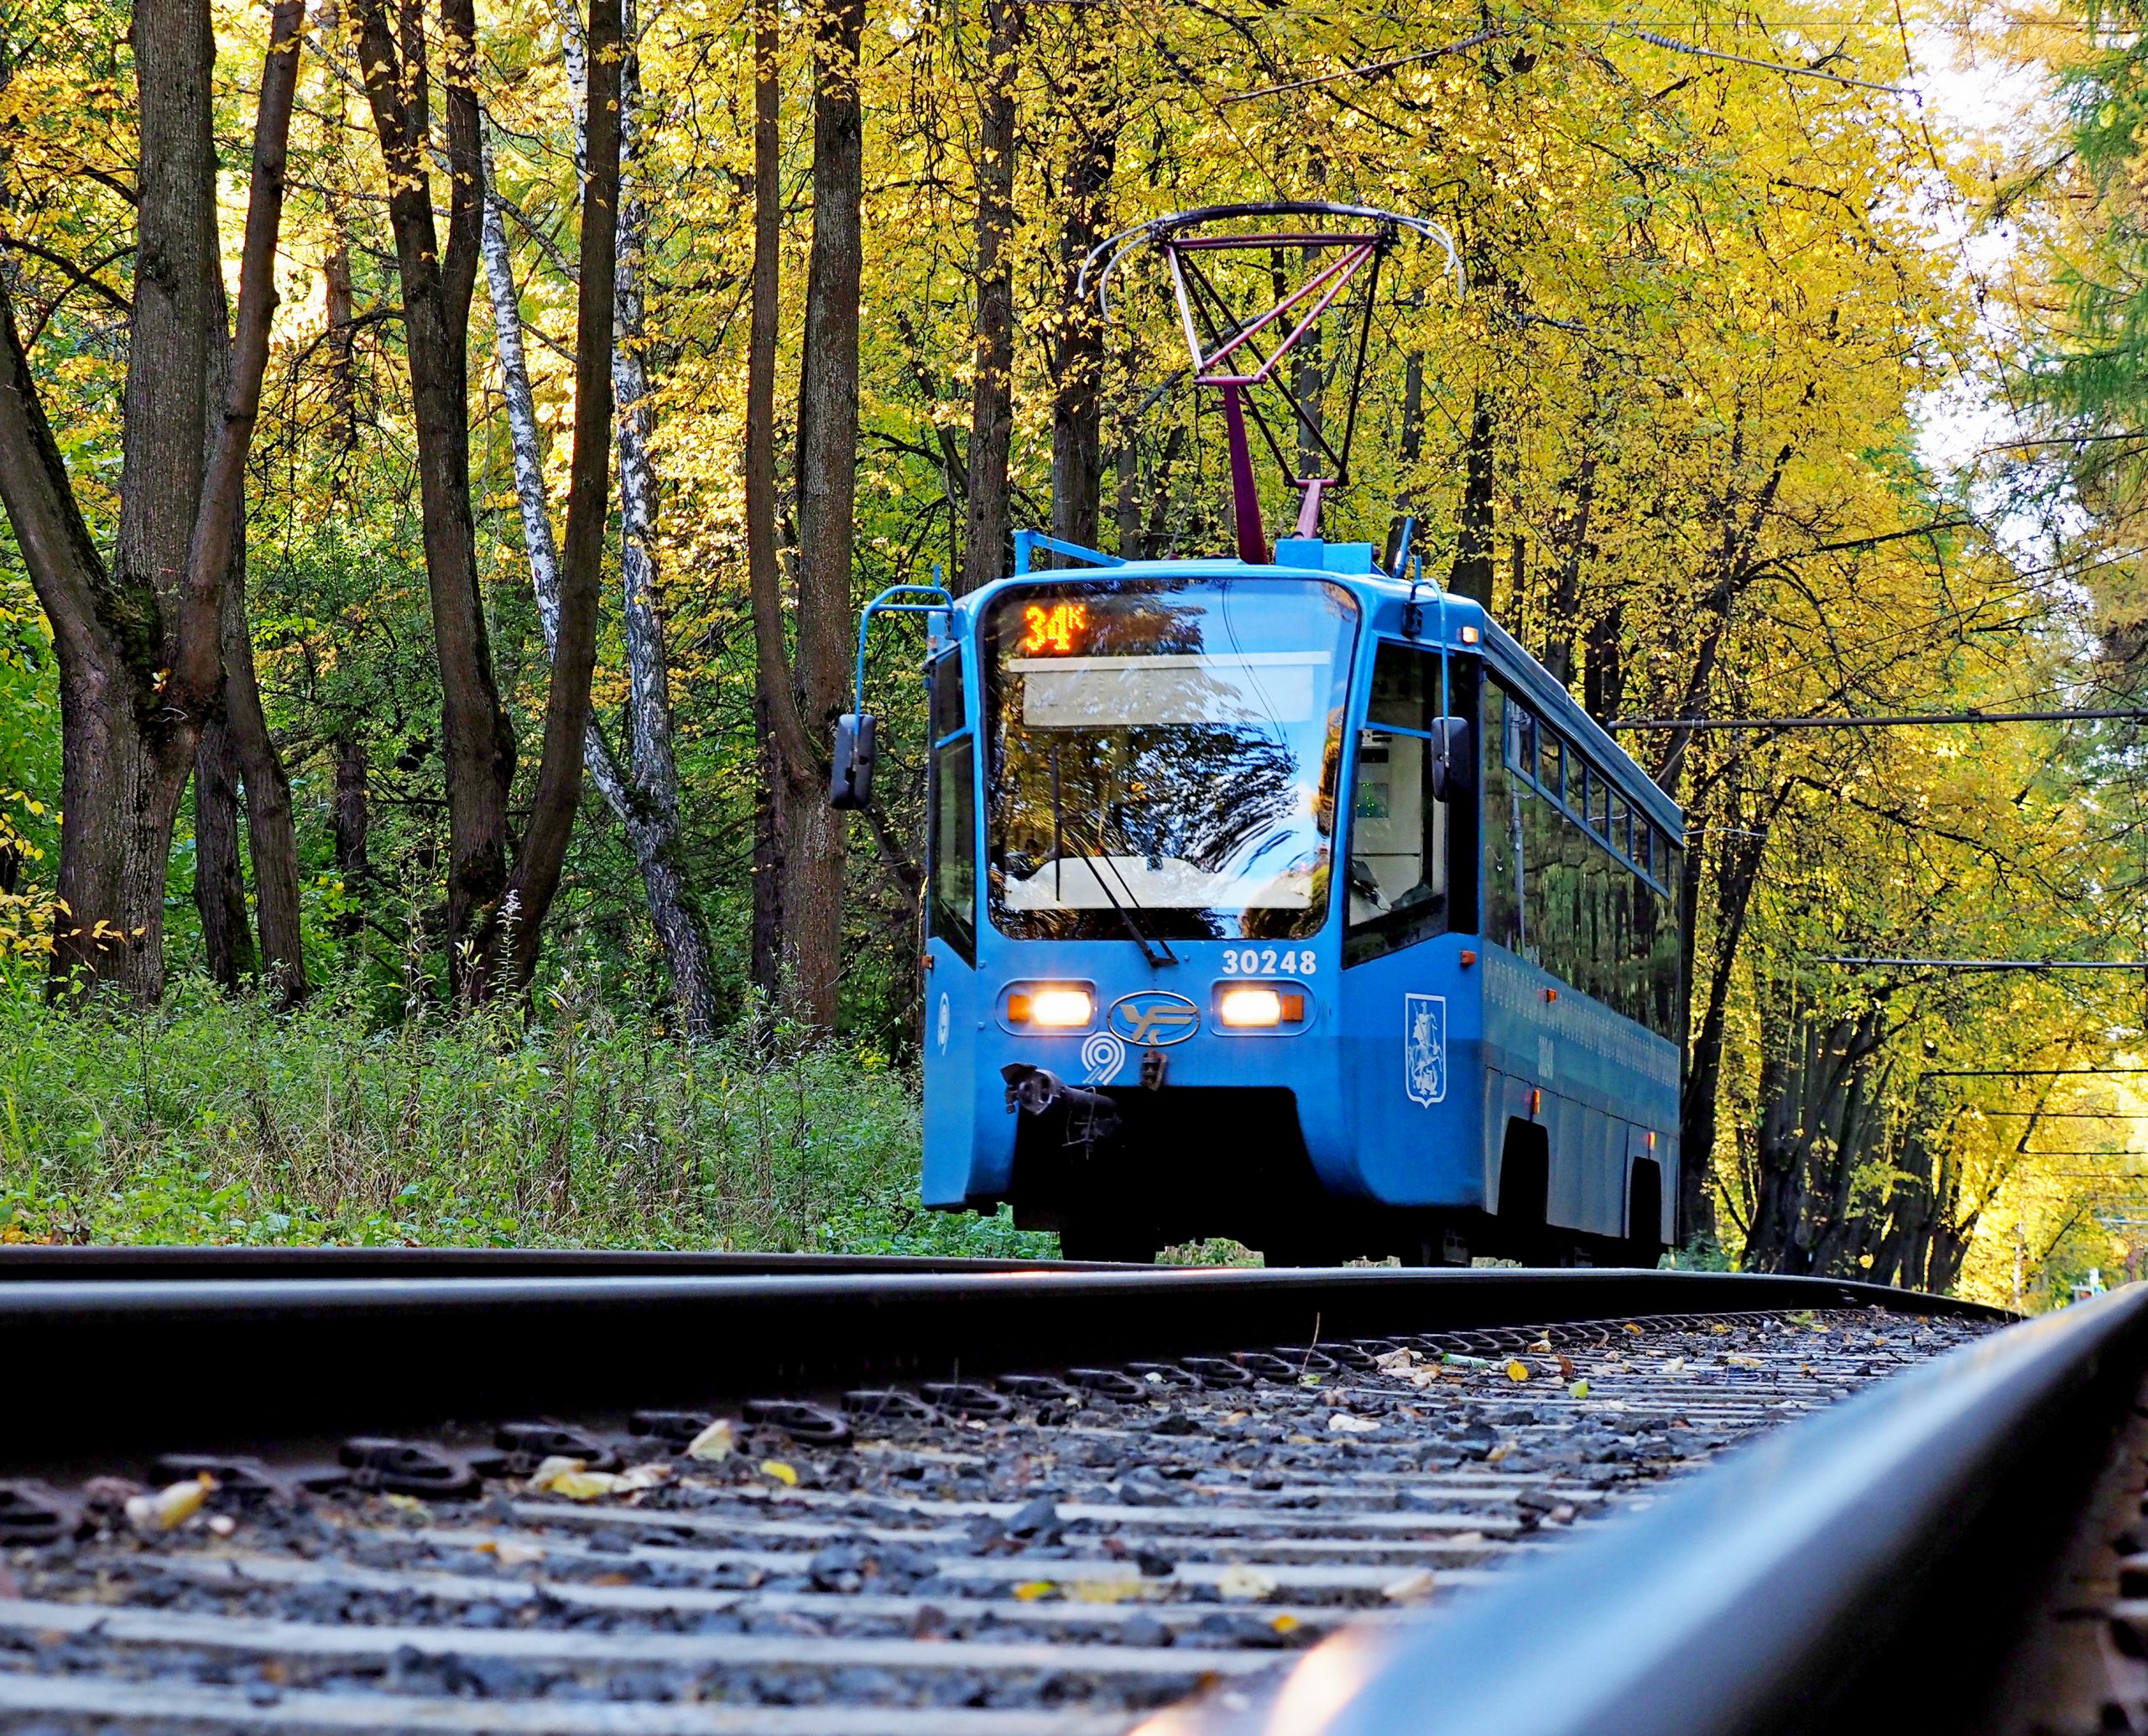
xmin=1405 ymin=993 xmax=1447 ymax=1106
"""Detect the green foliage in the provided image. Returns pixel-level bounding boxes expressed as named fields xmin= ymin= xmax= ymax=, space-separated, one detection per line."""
xmin=0 ymin=971 xmax=1050 ymax=1258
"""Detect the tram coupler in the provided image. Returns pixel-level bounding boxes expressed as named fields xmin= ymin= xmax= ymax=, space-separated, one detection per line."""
xmin=1000 ymin=1064 xmax=1120 ymax=1135
xmin=1140 ymin=1048 xmax=1167 ymax=1091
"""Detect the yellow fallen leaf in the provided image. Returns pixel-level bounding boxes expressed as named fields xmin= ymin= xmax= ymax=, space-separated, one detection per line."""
xmin=1504 ymin=1359 xmax=1530 ymax=1382
xmin=530 ymin=1457 xmax=675 ymax=1501
xmin=1567 ymin=1379 xmax=1591 ymax=1399
xmin=1527 ymin=1338 xmax=1551 ymax=1353
xmin=1623 ymin=1322 xmax=1644 ymax=1335
xmin=529 ymin=1455 xmax=587 ymax=1492
xmin=1217 ymin=1564 xmax=1278 ymax=1600
xmin=686 ymin=1418 xmax=737 ymax=1462
xmin=1707 ymin=1322 xmax=1731 ymax=1334
xmin=549 ymin=1471 xmax=623 ymax=1501
xmin=1270 ymin=1613 xmax=1301 ymax=1634
xmin=125 ymin=1474 xmax=215 ymax=1534
xmin=1070 ymin=1577 xmax=1144 ymax=1603
xmin=759 ymin=1460 xmax=800 ymax=1487
xmin=1486 ymin=1442 xmax=1512 ymax=1463
xmin=1012 ymin=1581 xmax=1056 ymax=1602
xmin=384 ymin=1493 xmax=429 ymax=1514
xmin=1382 ymin=1568 xmax=1436 ymax=1603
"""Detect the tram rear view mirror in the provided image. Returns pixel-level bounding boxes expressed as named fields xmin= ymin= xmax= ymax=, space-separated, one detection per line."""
xmin=1429 ymin=716 xmax=1473 ymax=802
xmin=829 ymin=712 xmax=878 ymax=810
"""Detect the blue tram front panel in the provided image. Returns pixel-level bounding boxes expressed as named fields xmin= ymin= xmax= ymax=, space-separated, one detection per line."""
xmin=918 ymin=545 xmax=1683 ymax=1256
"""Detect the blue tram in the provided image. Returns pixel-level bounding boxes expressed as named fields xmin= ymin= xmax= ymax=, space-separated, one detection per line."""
xmin=884 ymin=531 xmax=1685 ymax=1265
xmin=832 ymin=203 xmax=1686 ymax=1264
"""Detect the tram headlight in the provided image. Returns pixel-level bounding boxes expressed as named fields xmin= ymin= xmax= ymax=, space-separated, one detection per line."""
xmin=1217 ymin=986 xmax=1285 ymax=1028
xmin=1019 ymin=988 xmax=1093 ymax=1029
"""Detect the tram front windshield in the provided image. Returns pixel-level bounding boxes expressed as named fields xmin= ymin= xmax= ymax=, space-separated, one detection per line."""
xmin=983 ymin=578 xmax=1358 ymax=941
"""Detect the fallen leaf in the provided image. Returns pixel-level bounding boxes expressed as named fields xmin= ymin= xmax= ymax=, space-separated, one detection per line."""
xmin=1381 ymin=1568 xmax=1436 ymax=1603
xmin=1504 ymin=1359 xmax=1530 ymax=1383
xmin=1270 ymin=1613 xmax=1301 ymax=1634
xmin=1327 ymin=1413 xmax=1381 ymax=1435
xmin=206 ymin=1514 xmax=237 ymax=1539
xmin=1486 ymin=1442 xmax=1512 ymax=1463
xmin=1567 ymin=1379 xmax=1591 ymax=1399
xmin=477 ymin=1539 xmax=545 ymax=1567
xmin=531 ymin=1458 xmax=675 ymax=1501
xmin=1217 ymin=1564 xmax=1278 ymax=1601
xmin=1661 ymin=1357 xmax=1687 ymax=1374
xmin=1527 ymin=1338 xmax=1552 ymax=1354
xmin=1556 ymin=1354 xmax=1576 ymax=1380
xmin=125 ymin=1474 xmax=214 ymax=1534
xmin=759 ymin=1460 xmax=800 ymax=1487
xmin=1069 ymin=1577 xmax=1145 ymax=1603
xmin=529 ymin=1455 xmax=587 ymax=1492
xmin=1707 ymin=1322 xmax=1731 ymax=1334
xmin=686 ymin=1419 xmax=737 ymax=1462
xmin=1012 ymin=1581 xmax=1056 ymax=1602
xmin=384 ymin=1493 xmax=429 ymax=1515
xmin=548 ymin=1471 xmax=624 ymax=1501
xmin=1623 ymin=1322 xmax=1645 ymax=1335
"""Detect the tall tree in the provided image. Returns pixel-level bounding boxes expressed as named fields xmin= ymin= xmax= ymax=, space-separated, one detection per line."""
xmin=351 ymin=0 xmax=515 ymax=999
xmin=748 ymin=0 xmax=866 ymax=1029
xmin=1047 ymin=29 xmax=1117 ymax=552
xmin=0 ymin=0 xmax=304 ymax=1003
xmin=484 ymin=0 xmax=718 ymax=1033
xmin=958 ymin=0 xmax=1022 ymax=593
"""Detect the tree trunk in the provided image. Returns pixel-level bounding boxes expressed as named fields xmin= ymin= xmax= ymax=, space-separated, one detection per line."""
xmin=1448 ymin=390 xmax=1494 ymax=606
xmin=782 ymin=0 xmax=867 ymax=1030
xmin=0 ymin=0 xmax=301 ymax=1004
xmin=744 ymin=0 xmax=811 ymax=1007
xmin=353 ymin=0 xmax=515 ymax=999
xmin=482 ymin=18 xmax=717 ymax=1034
xmin=333 ymin=732 xmax=368 ymax=937
xmin=193 ymin=712 xmax=256 ymax=989
xmin=501 ymin=0 xmax=623 ymax=990
xmin=607 ymin=12 xmax=717 ymax=1035
xmin=1048 ymin=37 xmax=1113 ymax=553
xmin=207 ymin=264 xmax=307 ymax=1003
xmin=959 ymin=0 xmax=1020 ymax=594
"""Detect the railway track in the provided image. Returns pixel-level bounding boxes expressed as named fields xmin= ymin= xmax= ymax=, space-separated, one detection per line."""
xmin=0 ymin=1259 xmax=2001 ymax=1733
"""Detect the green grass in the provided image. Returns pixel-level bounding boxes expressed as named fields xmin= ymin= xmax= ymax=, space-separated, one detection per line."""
xmin=0 ymin=970 xmax=1056 ymax=1258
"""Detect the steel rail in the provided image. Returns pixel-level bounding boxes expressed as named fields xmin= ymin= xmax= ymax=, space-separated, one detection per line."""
xmin=1142 ymin=1282 xmax=2148 ymax=1736
xmin=0 ymin=1244 xmax=1097 ymax=1281
xmin=0 ymin=1264 xmax=1996 ymax=1471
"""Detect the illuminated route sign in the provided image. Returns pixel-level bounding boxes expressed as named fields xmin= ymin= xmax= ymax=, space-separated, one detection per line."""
xmin=1020 ymin=602 xmax=1087 ymax=656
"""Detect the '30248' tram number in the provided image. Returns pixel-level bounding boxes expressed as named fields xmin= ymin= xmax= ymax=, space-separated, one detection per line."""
xmin=1220 ymin=948 xmax=1315 ymax=977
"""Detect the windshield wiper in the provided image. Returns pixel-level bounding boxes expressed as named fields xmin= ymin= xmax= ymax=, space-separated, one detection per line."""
xmin=1061 ymin=808 xmax=1179 ymax=968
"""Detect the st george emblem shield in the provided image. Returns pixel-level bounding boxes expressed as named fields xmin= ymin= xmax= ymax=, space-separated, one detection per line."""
xmin=1405 ymin=993 xmax=1447 ymax=1106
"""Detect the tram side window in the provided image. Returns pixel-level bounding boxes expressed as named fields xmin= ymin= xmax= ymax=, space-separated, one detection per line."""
xmin=1482 ymin=680 xmax=1681 ymax=1039
xmin=1345 ymin=644 xmax=1477 ymax=966
xmin=929 ymin=649 xmax=967 ymax=743
xmin=929 ymin=735 xmax=978 ymax=963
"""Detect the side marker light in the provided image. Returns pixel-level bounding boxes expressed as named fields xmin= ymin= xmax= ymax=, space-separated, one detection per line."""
xmin=1458 ymin=950 xmax=1478 ymax=967
xmin=1543 ymin=988 xmax=1558 ymax=1003
xmin=1530 ymin=1088 xmax=1542 ymax=1117
xmin=1459 ymin=625 xmax=1482 ymax=644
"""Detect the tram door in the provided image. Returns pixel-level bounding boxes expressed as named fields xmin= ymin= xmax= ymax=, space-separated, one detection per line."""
xmin=920 ymin=649 xmax=983 ymax=1207
xmin=1340 ymin=644 xmax=1483 ymax=1206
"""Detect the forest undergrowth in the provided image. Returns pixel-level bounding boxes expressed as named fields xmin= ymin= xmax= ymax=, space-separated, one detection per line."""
xmin=0 ymin=972 xmax=1056 ymax=1258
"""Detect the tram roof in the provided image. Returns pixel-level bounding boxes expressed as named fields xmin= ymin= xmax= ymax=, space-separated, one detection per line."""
xmin=962 ymin=550 xmax=1682 ymax=841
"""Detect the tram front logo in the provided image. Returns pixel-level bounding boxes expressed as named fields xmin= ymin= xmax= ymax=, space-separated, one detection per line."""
xmin=1108 ymin=991 xmax=1201 ymax=1048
